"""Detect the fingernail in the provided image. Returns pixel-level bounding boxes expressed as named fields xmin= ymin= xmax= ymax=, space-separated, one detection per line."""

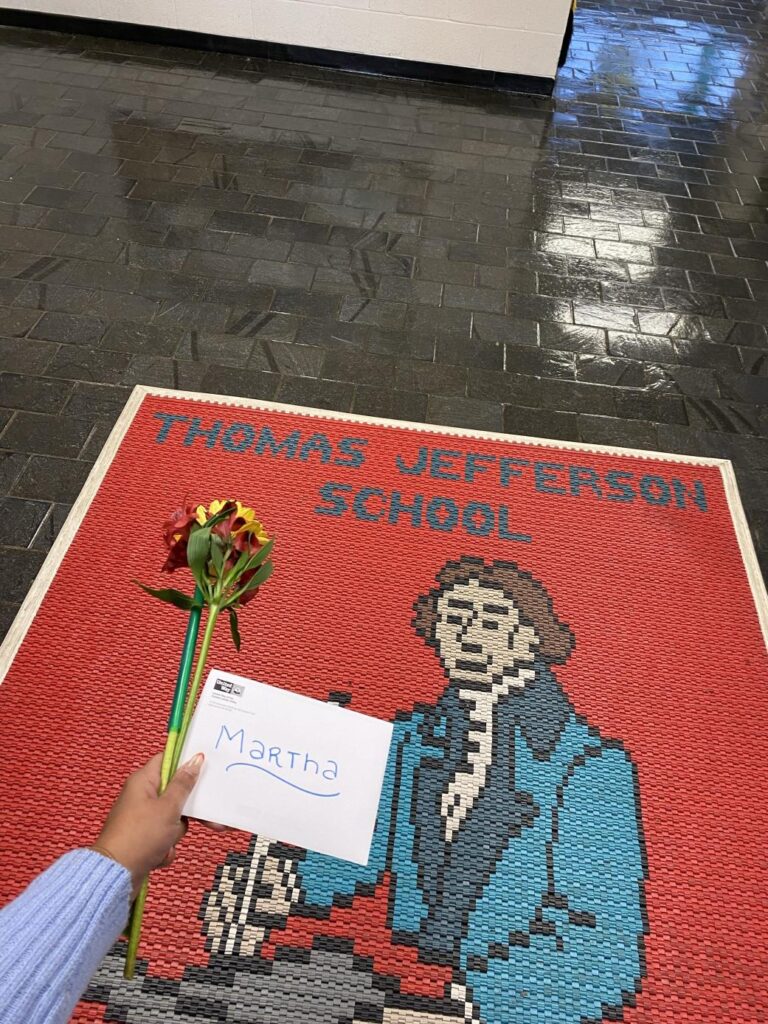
xmin=183 ymin=752 xmax=204 ymax=771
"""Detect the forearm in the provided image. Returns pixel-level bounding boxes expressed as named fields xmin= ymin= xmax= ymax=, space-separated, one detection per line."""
xmin=0 ymin=849 xmax=131 ymax=1024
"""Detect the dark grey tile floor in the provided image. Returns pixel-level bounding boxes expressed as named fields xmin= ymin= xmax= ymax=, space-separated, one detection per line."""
xmin=1 ymin=0 xmax=767 ymax=636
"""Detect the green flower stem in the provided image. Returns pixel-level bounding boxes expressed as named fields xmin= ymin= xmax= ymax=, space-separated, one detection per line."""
xmin=172 ymin=602 xmax=221 ymax=774
xmin=167 ymin=588 xmax=204 ymax=736
xmin=124 ymin=878 xmax=149 ymax=980
xmin=123 ymin=589 xmax=203 ymax=980
xmin=160 ymin=729 xmax=180 ymax=790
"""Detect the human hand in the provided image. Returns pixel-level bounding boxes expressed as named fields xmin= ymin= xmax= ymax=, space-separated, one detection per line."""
xmin=91 ymin=752 xmax=218 ymax=898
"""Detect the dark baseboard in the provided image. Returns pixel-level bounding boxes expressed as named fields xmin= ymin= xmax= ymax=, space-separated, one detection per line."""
xmin=0 ymin=7 xmax=555 ymax=95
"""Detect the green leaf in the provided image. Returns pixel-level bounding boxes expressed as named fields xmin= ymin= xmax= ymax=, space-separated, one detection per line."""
xmin=210 ymin=535 xmax=225 ymax=576
xmin=227 ymin=559 xmax=274 ymax=605
xmin=187 ymin=525 xmax=211 ymax=590
xmin=228 ymin=609 xmax=242 ymax=652
xmin=243 ymin=538 xmax=273 ymax=572
xmin=242 ymin=558 xmax=274 ymax=592
xmin=224 ymin=538 xmax=274 ymax=587
xmin=204 ymin=506 xmax=234 ymax=530
xmin=134 ymin=582 xmax=200 ymax=611
xmin=226 ymin=549 xmax=251 ymax=583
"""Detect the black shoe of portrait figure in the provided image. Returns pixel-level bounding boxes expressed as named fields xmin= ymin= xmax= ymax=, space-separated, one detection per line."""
xmin=85 ymin=556 xmax=649 ymax=1024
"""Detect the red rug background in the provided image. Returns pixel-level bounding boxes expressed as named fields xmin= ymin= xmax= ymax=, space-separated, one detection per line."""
xmin=1 ymin=392 xmax=767 ymax=1023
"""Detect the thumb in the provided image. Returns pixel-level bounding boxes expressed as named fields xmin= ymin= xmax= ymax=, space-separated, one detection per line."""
xmin=162 ymin=752 xmax=204 ymax=812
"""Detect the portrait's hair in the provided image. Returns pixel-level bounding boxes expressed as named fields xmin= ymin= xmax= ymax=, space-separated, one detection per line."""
xmin=412 ymin=555 xmax=575 ymax=664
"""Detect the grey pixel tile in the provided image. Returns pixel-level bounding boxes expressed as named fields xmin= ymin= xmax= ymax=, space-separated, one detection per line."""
xmin=126 ymin=242 xmax=189 ymax=273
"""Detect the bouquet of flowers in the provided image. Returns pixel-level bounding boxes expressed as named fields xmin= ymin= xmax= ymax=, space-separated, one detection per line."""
xmin=124 ymin=499 xmax=274 ymax=978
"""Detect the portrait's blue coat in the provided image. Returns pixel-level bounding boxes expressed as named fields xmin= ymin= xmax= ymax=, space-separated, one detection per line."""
xmin=299 ymin=670 xmax=646 ymax=1024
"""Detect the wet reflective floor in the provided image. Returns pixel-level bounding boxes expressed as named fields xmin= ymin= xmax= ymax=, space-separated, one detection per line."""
xmin=0 ymin=0 xmax=767 ymax=632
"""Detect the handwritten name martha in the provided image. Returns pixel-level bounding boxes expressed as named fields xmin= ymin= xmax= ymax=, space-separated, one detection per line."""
xmin=216 ymin=723 xmax=340 ymax=798
xmin=153 ymin=411 xmax=709 ymax=545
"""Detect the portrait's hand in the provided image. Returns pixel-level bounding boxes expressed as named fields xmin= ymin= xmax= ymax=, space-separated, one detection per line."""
xmin=203 ymin=836 xmax=301 ymax=956
xmin=91 ymin=752 xmax=223 ymax=898
xmin=374 ymin=1010 xmax=468 ymax=1024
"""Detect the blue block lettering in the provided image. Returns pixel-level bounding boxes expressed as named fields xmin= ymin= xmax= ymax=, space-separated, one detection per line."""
xmin=389 ymin=491 xmax=423 ymax=527
xmin=639 ymin=475 xmax=671 ymax=506
xmin=500 ymin=457 xmax=530 ymax=487
xmin=183 ymin=418 xmax=222 ymax=448
xmin=535 ymin=461 xmax=566 ymax=495
xmin=430 ymin=450 xmax=462 ymax=481
xmin=462 ymin=502 xmax=494 ymax=537
xmin=334 ymin=437 xmax=368 ymax=468
xmin=354 ymin=487 xmax=386 ymax=522
xmin=315 ymin=482 xmax=352 ymax=517
xmin=300 ymin=433 xmax=333 ymax=463
xmin=221 ymin=422 xmax=255 ymax=452
xmin=396 ymin=448 xmax=428 ymax=476
xmin=426 ymin=497 xmax=458 ymax=532
xmin=672 ymin=478 xmax=708 ymax=512
xmin=498 ymin=507 xmax=533 ymax=543
xmin=568 ymin=466 xmax=603 ymax=498
xmin=255 ymin=426 xmax=300 ymax=458
xmin=605 ymin=470 xmax=636 ymax=503
xmin=153 ymin=412 xmax=189 ymax=443
xmin=465 ymin=453 xmax=496 ymax=483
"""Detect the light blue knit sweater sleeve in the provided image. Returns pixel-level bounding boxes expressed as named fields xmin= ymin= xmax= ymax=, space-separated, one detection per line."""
xmin=0 ymin=848 xmax=131 ymax=1024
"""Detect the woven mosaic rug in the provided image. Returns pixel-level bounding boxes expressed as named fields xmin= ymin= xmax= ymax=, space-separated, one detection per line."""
xmin=1 ymin=385 xmax=767 ymax=1024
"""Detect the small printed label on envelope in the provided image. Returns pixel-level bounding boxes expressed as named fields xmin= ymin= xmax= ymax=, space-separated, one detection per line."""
xmin=178 ymin=669 xmax=394 ymax=865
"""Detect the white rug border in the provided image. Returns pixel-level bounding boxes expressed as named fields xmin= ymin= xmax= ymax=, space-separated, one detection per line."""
xmin=2 ymin=383 xmax=766 ymax=683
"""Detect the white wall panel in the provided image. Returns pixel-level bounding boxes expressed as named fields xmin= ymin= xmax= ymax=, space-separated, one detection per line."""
xmin=1 ymin=0 xmax=569 ymax=80
xmin=182 ymin=0 xmax=254 ymax=38
xmin=98 ymin=0 xmax=177 ymax=28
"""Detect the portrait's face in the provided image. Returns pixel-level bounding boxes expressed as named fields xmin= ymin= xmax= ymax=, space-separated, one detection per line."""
xmin=434 ymin=577 xmax=540 ymax=691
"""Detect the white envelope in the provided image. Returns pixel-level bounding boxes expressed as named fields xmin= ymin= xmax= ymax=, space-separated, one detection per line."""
xmin=178 ymin=669 xmax=394 ymax=865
